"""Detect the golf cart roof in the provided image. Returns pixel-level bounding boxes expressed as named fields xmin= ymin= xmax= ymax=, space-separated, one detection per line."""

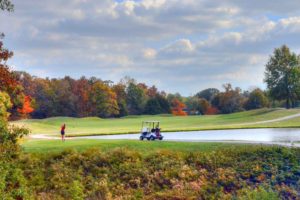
xmin=143 ymin=121 xmax=160 ymax=123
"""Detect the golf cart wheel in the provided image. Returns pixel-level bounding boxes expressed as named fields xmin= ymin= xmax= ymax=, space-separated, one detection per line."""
xmin=140 ymin=136 xmax=144 ymax=140
xmin=147 ymin=137 xmax=151 ymax=141
xmin=150 ymin=136 xmax=155 ymax=141
xmin=159 ymin=137 xmax=163 ymax=140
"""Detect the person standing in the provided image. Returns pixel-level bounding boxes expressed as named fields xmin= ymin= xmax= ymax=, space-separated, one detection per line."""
xmin=61 ymin=123 xmax=66 ymax=141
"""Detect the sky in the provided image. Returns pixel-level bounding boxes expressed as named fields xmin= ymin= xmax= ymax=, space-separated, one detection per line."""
xmin=1 ymin=0 xmax=300 ymax=96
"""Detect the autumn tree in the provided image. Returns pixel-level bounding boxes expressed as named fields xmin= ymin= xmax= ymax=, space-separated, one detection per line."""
xmin=244 ymin=88 xmax=269 ymax=110
xmin=205 ymin=106 xmax=219 ymax=115
xmin=0 ymin=0 xmax=29 ymax=156
xmin=72 ymin=76 xmax=91 ymax=117
xmin=52 ymin=77 xmax=78 ymax=116
xmin=16 ymin=75 xmax=173 ymax=118
xmin=0 ymin=3 xmax=32 ymax=198
xmin=167 ymin=93 xmax=184 ymax=103
xmin=1 ymin=2 xmax=30 ymax=119
xmin=171 ymin=98 xmax=187 ymax=116
xmin=196 ymin=88 xmax=219 ymax=102
xmin=16 ymin=71 xmax=36 ymax=96
xmin=89 ymin=81 xmax=119 ymax=118
xmin=29 ymin=78 xmax=55 ymax=118
xmin=265 ymin=45 xmax=300 ymax=108
xmin=185 ymin=97 xmax=209 ymax=115
xmin=17 ymin=95 xmax=34 ymax=117
xmin=112 ymin=83 xmax=128 ymax=117
xmin=0 ymin=91 xmax=11 ymax=120
xmin=0 ymin=34 xmax=28 ymax=119
xmin=147 ymin=85 xmax=158 ymax=98
xmin=212 ymin=84 xmax=245 ymax=114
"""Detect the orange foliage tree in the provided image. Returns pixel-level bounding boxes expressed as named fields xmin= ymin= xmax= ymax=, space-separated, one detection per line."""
xmin=171 ymin=98 xmax=187 ymax=116
xmin=17 ymin=95 xmax=34 ymax=116
xmin=1 ymin=35 xmax=28 ymax=119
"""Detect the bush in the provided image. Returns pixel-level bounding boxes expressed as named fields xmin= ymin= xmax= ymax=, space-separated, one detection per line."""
xmin=9 ymin=146 xmax=299 ymax=199
xmin=237 ymin=186 xmax=280 ymax=200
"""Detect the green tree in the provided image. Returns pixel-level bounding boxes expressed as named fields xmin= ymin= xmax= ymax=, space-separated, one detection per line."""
xmin=185 ymin=97 xmax=209 ymax=115
xmin=51 ymin=77 xmax=77 ymax=117
xmin=0 ymin=92 xmax=11 ymax=122
xmin=144 ymin=98 xmax=162 ymax=115
xmin=167 ymin=93 xmax=183 ymax=103
xmin=264 ymin=45 xmax=300 ymax=108
xmin=196 ymin=88 xmax=219 ymax=102
xmin=155 ymin=94 xmax=171 ymax=113
xmin=244 ymin=88 xmax=269 ymax=110
xmin=126 ymin=82 xmax=146 ymax=115
xmin=0 ymin=91 xmax=28 ymax=158
xmin=0 ymin=92 xmax=30 ymax=199
xmin=113 ymin=83 xmax=128 ymax=117
xmin=144 ymin=94 xmax=171 ymax=115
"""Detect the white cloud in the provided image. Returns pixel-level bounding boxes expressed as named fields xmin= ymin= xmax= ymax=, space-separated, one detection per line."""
xmin=143 ymin=48 xmax=157 ymax=59
xmin=141 ymin=0 xmax=166 ymax=9
xmin=159 ymin=39 xmax=195 ymax=57
xmin=2 ymin=0 xmax=300 ymax=95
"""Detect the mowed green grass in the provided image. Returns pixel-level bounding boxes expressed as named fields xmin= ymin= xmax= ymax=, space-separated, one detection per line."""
xmin=12 ymin=108 xmax=300 ymax=136
xmin=22 ymin=139 xmax=247 ymax=154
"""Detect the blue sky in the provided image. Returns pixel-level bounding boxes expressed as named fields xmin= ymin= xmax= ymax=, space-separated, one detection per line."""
xmin=1 ymin=0 xmax=300 ymax=95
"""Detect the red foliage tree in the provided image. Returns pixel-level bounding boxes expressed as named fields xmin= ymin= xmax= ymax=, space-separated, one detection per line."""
xmin=147 ymin=85 xmax=158 ymax=98
xmin=18 ymin=95 xmax=34 ymax=116
xmin=205 ymin=106 xmax=219 ymax=115
xmin=171 ymin=99 xmax=187 ymax=116
xmin=1 ymin=36 xmax=28 ymax=119
xmin=0 ymin=40 xmax=17 ymax=91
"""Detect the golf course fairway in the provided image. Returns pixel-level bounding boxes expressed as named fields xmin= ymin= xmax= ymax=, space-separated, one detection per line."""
xmin=12 ymin=108 xmax=300 ymax=136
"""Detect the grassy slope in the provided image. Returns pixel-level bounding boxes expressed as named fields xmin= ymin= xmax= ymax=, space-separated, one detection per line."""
xmin=12 ymin=108 xmax=300 ymax=136
xmin=22 ymin=139 xmax=247 ymax=153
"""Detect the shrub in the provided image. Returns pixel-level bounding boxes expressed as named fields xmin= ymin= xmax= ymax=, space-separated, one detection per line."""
xmin=237 ymin=186 xmax=280 ymax=200
xmin=1 ymin=144 xmax=300 ymax=199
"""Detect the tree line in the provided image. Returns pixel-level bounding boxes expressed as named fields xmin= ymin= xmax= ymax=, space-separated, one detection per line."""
xmin=10 ymin=72 xmax=274 ymax=119
xmin=16 ymin=74 xmax=173 ymax=118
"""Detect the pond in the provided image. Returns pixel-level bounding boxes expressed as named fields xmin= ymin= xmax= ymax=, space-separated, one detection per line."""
xmin=79 ymin=128 xmax=300 ymax=145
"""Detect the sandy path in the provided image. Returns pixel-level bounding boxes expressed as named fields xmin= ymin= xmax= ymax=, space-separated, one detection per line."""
xmin=29 ymin=134 xmax=61 ymax=140
xmin=237 ymin=112 xmax=300 ymax=125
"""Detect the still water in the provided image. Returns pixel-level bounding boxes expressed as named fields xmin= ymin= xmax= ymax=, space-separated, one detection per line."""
xmin=79 ymin=128 xmax=300 ymax=144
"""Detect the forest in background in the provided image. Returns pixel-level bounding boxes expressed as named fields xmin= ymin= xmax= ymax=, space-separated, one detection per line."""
xmin=11 ymin=71 xmax=273 ymax=119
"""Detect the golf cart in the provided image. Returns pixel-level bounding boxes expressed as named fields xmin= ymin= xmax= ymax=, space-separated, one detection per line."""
xmin=140 ymin=121 xmax=163 ymax=141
